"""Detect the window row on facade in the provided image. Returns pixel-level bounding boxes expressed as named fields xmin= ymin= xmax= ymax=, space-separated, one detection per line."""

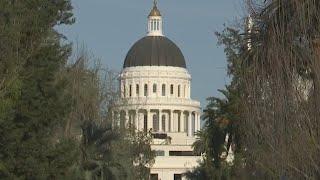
xmin=113 ymin=110 xmax=200 ymax=137
xmin=150 ymin=174 xmax=182 ymax=180
xmin=123 ymin=83 xmax=189 ymax=98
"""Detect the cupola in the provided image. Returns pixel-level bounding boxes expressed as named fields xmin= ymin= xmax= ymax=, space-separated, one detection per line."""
xmin=148 ymin=0 xmax=163 ymax=36
xmin=123 ymin=1 xmax=187 ymax=68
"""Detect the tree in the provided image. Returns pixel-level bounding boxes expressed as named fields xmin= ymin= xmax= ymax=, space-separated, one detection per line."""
xmin=186 ymin=86 xmax=242 ymax=180
xmin=0 ymin=0 xmax=78 ymax=179
xmin=62 ymin=47 xmax=155 ymax=180
xmin=80 ymin=120 xmax=126 ymax=180
xmin=238 ymin=0 xmax=320 ymax=179
xmin=130 ymin=131 xmax=155 ymax=180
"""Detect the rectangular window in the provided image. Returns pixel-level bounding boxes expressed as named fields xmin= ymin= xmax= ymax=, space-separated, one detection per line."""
xmin=136 ymin=84 xmax=139 ymax=96
xmin=155 ymin=150 xmax=165 ymax=156
xmin=178 ymin=85 xmax=181 ymax=97
xmin=150 ymin=174 xmax=158 ymax=180
xmin=152 ymin=133 xmax=167 ymax=139
xmin=170 ymin=84 xmax=174 ymax=95
xmin=129 ymin=85 xmax=132 ymax=97
xmin=174 ymin=174 xmax=182 ymax=180
xmin=169 ymin=151 xmax=195 ymax=156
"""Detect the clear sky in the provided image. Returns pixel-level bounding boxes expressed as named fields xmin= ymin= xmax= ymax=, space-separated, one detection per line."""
xmin=58 ymin=0 xmax=244 ymax=108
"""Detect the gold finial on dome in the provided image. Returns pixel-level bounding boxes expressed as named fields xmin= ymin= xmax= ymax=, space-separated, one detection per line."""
xmin=149 ymin=0 xmax=161 ymax=17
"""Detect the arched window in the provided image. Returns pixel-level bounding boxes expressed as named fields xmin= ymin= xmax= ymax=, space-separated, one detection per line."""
xmin=153 ymin=84 xmax=157 ymax=93
xmin=162 ymin=84 xmax=166 ymax=96
xmin=144 ymin=84 xmax=148 ymax=97
xmin=153 ymin=114 xmax=159 ymax=132
xmin=170 ymin=84 xmax=174 ymax=95
xmin=162 ymin=115 xmax=166 ymax=132
xmin=178 ymin=85 xmax=181 ymax=97
xmin=136 ymin=84 xmax=139 ymax=96
xmin=129 ymin=85 xmax=132 ymax=97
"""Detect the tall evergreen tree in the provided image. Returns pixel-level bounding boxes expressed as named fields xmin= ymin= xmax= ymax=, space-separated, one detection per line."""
xmin=0 ymin=0 xmax=77 ymax=179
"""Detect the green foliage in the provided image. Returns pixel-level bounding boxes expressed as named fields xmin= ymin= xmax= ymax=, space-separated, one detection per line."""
xmin=187 ymin=23 xmax=246 ymax=180
xmin=0 ymin=1 xmax=156 ymax=179
xmin=186 ymin=86 xmax=242 ymax=180
xmin=130 ymin=131 xmax=155 ymax=180
xmin=0 ymin=0 xmax=79 ymax=179
xmin=108 ymin=129 xmax=155 ymax=180
xmin=80 ymin=120 xmax=124 ymax=180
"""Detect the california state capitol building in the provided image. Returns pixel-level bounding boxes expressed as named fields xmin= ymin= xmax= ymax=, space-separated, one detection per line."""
xmin=114 ymin=2 xmax=202 ymax=180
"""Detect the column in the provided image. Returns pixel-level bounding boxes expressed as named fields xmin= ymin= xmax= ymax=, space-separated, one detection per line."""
xmin=188 ymin=111 xmax=192 ymax=137
xmin=187 ymin=83 xmax=190 ymax=98
xmin=177 ymin=111 xmax=181 ymax=132
xmin=194 ymin=112 xmax=199 ymax=132
xmin=170 ymin=110 xmax=173 ymax=132
xmin=148 ymin=82 xmax=151 ymax=97
xmin=180 ymin=111 xmax=185 ymax=132
xmin=159 ymin=110 xmax=163 ymax=132
xmin=197 ymin=113 xmax=201 ymax=131
xmin=170 ymin=110 xmax=174 ymax=132
xmin=134 ymin=82 xmax=138 ymax=97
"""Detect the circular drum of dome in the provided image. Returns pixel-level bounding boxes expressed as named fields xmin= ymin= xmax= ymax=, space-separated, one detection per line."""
xmin=123 ymin=36 xmax=186 ymax=68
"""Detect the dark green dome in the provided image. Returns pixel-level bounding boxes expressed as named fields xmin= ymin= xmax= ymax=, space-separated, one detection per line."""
xmin=123 ymin=36 xmax=186 ymax=68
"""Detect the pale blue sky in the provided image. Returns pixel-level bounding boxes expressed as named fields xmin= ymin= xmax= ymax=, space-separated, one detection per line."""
xmin=59 ymin=0 xmax=244 ymax=108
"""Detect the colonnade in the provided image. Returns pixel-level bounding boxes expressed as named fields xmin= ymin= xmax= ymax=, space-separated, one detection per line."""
xmin=113 ymin=109 xmax=201 ymax=137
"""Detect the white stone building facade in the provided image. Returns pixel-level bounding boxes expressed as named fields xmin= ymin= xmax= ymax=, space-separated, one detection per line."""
xmin=115 ymin=2 xmax=201 ymax=180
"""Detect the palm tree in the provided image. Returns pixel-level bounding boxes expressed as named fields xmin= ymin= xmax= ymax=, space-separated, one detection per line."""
xmin=80 ymin=120 xmax=126 ymax=180
xmin=187 ymin=86 xmax=241 ymax=179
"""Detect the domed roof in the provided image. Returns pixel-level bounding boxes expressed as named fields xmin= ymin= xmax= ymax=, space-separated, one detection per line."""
xmin=123 ymin=36 xmax=186 ymax=68
xmin=149 ymin=6 xmax=161 ymax=17
xmin=149 ymin=0 xmax=161 ymax=17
